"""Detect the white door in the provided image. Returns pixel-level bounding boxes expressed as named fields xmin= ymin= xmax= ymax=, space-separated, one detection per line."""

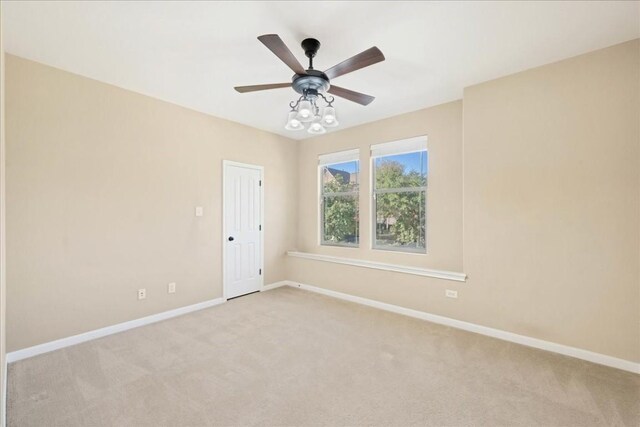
xmin=223 ymin=161 xmax=263 ymax=299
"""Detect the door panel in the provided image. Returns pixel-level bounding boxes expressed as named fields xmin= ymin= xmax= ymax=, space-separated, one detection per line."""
xmin=224 ymin=163 xmax=262 ymax=299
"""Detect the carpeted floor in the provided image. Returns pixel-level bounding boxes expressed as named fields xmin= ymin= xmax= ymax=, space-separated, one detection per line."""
xmin=7 ymin=286 xmax=640 ymax=426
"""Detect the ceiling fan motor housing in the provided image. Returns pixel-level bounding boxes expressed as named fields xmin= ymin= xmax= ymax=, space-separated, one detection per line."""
xmin=291 ymin=38 xmax=330 ymax=96
xmin=292 ymin=70 xmax=330 ymax=95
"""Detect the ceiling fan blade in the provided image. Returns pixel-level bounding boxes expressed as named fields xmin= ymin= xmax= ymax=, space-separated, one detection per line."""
xmin=257 ymin=34 xmax=307 ymax=75
xmin=324 ymin=47 xmax=385 ymax=80
xmin=234 ymin=83 xmax=291 ymax=93
xmin=328 ymin=85 xmax=375 ymax=106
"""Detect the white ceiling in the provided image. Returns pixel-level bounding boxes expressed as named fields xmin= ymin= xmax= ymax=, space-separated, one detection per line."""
xmin=3 ymin=1 xmax=639 ymax=140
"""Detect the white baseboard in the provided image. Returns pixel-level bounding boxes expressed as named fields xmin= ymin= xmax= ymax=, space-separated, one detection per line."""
xmin=6 ymin=280 xmax=639 ymax=375
xmin=6 ymin=297 xmax=226 ymax=363
xmin=286 ymin=282 xmax=640 ymax=375
xmin=7 ymin=279 xmax=292 ymax=364
xmin=261 ymin=281 xmax=291 ymax=292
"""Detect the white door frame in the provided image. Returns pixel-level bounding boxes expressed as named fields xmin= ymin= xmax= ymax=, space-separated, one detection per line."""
xmin=222 ymin=160 xmax=265 ymax=300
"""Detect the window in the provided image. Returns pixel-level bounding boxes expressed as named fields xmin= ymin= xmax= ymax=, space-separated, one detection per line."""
xmin=372 ymin=137 xmax=427 ymax=253
xmin=319 ymin=149 xmax=360 ymax=247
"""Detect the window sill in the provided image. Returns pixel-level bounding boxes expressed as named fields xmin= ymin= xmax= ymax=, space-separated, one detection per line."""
xmin=372 ymin=245 xmax=427 ymax=255
xmin=320 ymin=242 xmax=359 ymax=249
xmin=287 ymin=251 xmax=466 ymax=282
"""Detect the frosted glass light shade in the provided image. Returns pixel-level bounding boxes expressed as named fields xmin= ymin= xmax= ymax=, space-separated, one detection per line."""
xmin=321 ymin=106 xmax=339 ymax=127
xmin=284 ymin=111 xmax=304 ymax=131
xmin=307 ymin=119 xmax=326 ymax=135
xmin=296 ymin=100 xmax=314 ymax=122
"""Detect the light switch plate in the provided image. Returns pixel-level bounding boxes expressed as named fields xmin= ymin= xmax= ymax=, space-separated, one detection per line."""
xmin=195 ymin=206 xmax=203 ymax=217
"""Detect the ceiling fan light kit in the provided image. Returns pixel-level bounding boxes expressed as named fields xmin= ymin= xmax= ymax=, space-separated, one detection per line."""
xmin=321 ymin=106 xmax=338 ymax=128
xmin=284 ymin=111 xmax=304 ymax=131
xmin=234 ymin=34 xmax=385 ymax=135
xmin=308 ymin=118 xmax=327 ymax=135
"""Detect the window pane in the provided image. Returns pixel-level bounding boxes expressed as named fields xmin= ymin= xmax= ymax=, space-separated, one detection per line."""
xmin=375 ymin=191 xmax=425 ymax=251
xmin=322 ymin=161 xmax=359 ymax=193
xmin=322 ymin=195 xmax=359 ymax=245
xmin=374 ymin=151 xmax=427 ymax=189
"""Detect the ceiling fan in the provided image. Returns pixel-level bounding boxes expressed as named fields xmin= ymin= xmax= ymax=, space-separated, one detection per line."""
xmin=234 ymin=34 xmax=385 ymax=134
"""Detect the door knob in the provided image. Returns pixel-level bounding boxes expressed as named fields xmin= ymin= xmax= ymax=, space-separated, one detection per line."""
xmin=228 ymin=236 xmax=235 ymax=241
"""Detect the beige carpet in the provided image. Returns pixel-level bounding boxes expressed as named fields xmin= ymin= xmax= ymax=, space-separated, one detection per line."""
xmin=8 ymin=286 xmax=640 ymax=426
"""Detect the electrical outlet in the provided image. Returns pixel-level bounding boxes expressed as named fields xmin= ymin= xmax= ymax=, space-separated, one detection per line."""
xmin=445 ymin=289 xmax=458 ymax=299
xmin=138 ymin=288 xmax=146 ymax=300
xmin=195 ymin=206 xmax=203 ymax=217
xmin=168 ymin=282 xmax=176 ymax=294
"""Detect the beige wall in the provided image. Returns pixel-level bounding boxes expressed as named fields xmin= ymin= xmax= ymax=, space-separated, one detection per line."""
xmin=5 ymin=55 xmax=298 ymax=351
xmin=290 ymin=39 xmax=640 ymax=363
xmin=462 ymin=39 xmax=639 ymax=362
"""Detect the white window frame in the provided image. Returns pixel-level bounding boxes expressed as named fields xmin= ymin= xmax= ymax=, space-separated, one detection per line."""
xmin=318 ymin=149 xmax=360 ymax=248
xmin=370 ymin=136 xmax=428 ymax=254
